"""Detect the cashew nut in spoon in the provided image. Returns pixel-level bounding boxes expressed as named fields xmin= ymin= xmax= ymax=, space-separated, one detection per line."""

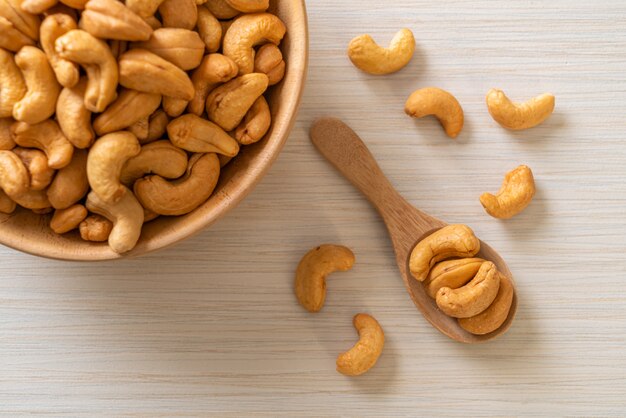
xmin=56 ymin=77 xmax=94 ymax=148
xmin=120 ymin=140 xmax=188 ymax=186
xmin=47 ymin=148 xmax=88 ymax=209
xmin=0 ymin=49 xmax=27 ymax=118
xmin=11 ymin=119 xmax=74 ymax=169
xmin=458 ymin=272 xmax=515 ymax=335
xmin=188 ymin=53 xmax=239 ymax=116
xmin=13 ymin=147 xmax=55 ymax=191
xmin=336 ymin=314 xmax=385 ymax=376
xmin=405 ymin=87 xmax=465 ymax=138
xmin=167 ymin=114 xmax=240 ymax=156
xmin=92 ymin=88 xmax=161 ymax=135
xmin=423 ymin=258 xmax=485 ymax=299
xmin=486 ymin=89 xmax=555 ymax=130
xmin=78 ymin=0 xmax=153 ymax=41
xmin=347 ymin=28 xmax=415 ymax=75
xmin=480 ymin=165 xmax=536 ymax=219
xmin=40 ymin=13 xmax=79 ymax=88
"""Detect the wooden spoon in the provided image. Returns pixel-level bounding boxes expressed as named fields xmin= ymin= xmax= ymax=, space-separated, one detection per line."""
xmin=310 ymin=117 xmax=517 ymax=343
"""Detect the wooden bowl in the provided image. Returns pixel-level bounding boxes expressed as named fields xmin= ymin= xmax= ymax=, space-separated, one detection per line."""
xmin=0 ymin=1 xmax=309 ymax=261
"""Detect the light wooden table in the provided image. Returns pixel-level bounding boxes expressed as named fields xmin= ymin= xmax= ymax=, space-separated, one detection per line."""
xmin=1 ymin=1 xmax=625 ymax=416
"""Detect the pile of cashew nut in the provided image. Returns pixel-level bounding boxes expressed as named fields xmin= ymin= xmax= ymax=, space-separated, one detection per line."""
xmin=0 ymin=0 xmax=287 ymax=253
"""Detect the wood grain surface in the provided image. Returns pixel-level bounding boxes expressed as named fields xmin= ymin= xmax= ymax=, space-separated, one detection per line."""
xmin=1 ymin=0 xmax=626 ymax=416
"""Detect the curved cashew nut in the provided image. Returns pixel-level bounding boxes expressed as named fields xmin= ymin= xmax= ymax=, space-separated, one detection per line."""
xmin=405 ymin=87 xmax=464 ymax=138
xmin=0 ymin=0 xmax=40 ymax=40
xmin=0 ymin=189 xmax=16 ymax=214
xmin=459 ymin=272 xmax=514 ymax=335
xmin=10 ymin=187 xmax=51 ymax=209
xmin=50 ymin=203 xmax=87 ymax=234
xmin=188 ymin=53 xmax=239 ymax=116
xmin=0 ymin=118 xmax=16 ymax=150
xmin=21 ymin=0 xmax=57 ymax=14
xmin=336 ymin=314 xmax=384 ymax=376
xmin=13 ymin=46 xmax=61 ymax=125
xmin=480 ymin=165 xmax=535 ymax=219
xmin=134 ymin=153 xmax=220 ymax=216
xmin=47 ymin=148 xmax=88 ymax=209
xmin=486 ymin=89 xmax=555 ymax=130
xmin=223 ymin=13 xmax=286 ymax=75
xmin=40 ymin=13 xmax=79 ymax=88
xmin=197 ymin=5 xmax=221 ymax=53
xmin=56 ymin=77 xmax=94 ymax=148
xmin=11 ymin=119 xmax=74 ymax=169
xmin=294 ymin=244 xmax=355 ymax=313
xmin=162 ymin=97 xmax=188 ymax=118
xmin=254 ymin=44 xmax=285 ymax=86
xmin=158 ymin=0 xmax=197 ymax=30
xmin=87 ymin=131 xmax=141 ymax=203
xmin=55 ymin=29 xmax=118 ymax=112
xmin=225 ymin=0 xmax=267 ymax=13
xmin=93 ymin=88 xmax=161 ymax=136
xmin=126 ymin=0 xmax=165 ymax=18
xmin=0 ymin=15 xmax=35 ymax=52
xmin=120 ymin=140 xmax=188 ymax=186
xmin=206 ymin=72 xmax=269 ymax=131
xmin=234 ymin=95 xmax=270 ymax=145
xmin=167 ymin=114 xmax=239 ymax=156
xmin=85 ymin=187 xmax=144 ymax=253
xmin=424 ymin=258 xmax=485 ymax=299
xmin=0 ymin=150 xmax=29 ymax=197
xmin=119 ymin=49 xmax=194 ymax=100
xmin=347 ymin=28 xmax=415 ymax=75
xmin=204 ymin=0 xmax=239 ymax=20
xmin=436 ymin=261 xmax=501 ymax=318
xmin=13 ymin=147 xmax=55 ymax=191
xmin=79 ymin=0 xmax=153 ymax=41
xmin=79 ymin=214 xmax=112 ymax=242
xmin=131 ymin=28 xmax=205 ymax=71
xmin=143 ymin=109 xmax=169 ymax=144
xmin=409 ymin=224 xmax=480 ymax=282
xmin=0 ymin=49 xmax=26 ymax=118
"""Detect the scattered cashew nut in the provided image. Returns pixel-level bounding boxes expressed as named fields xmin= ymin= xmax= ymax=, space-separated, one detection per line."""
xmin=50 ymin=203 xmax=87 ymax=234
xmin=458 ymin=272 xmax=514 ymax=335
xmin=120 ymin=140 xmax=188 ymax=186
xmin=167 ymin=114 xmax=240 ymax=156
xmin=347 ymin=28 xmax=415 ymax=75
xmin=11 ymin=119 xmax=74 ymax=169
xmin=486 ymin=89 xmax=555 ymax=130
xmin=336 ymin=313 xmax=384 ymax=376
xmin=480 ymin=165 xmax=535 ymax=219
xmin=405 ymin=87 xmax=464 ymax=138
xmin=424 ymin=258 xmax=486 ymax=299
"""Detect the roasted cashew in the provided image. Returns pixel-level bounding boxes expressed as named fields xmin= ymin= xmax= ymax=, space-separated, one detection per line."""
xmin=294 ymin=244 xmax=355 ymax=313
xmin=459 ymin=272 xmax=514 ymax=335
xmin=40 ymin=13 xmax=79 ymax=88
xmin=79 ymin=0 xmax=153 ymax=41
xmin=0 ymin=49 xmax=26 ymax=118
xmin=167 ymin=114 xmax=239 ymax=156
xmin=336 ymin=314 xmax=384 ymax=376
xmin=348 ymin=29 xmax=415 ymax=75
xmin=55 ymin=29 xmax=118 ymax=112
xmin=486 ymin=89 xmax=555 ymax=130
xmin=158 ymin=0 xmax=197 ymax=30
xmin=206 ymin=72 xmax=268 ymax=131
xmin=144 ymin=109 xmax=169 ymax=144
xmin=196 ymin=5 xmax=221 ymax=53
xmin=79 ymin=214 xmax=112 ymax=242
xmin=13 ymin=46 xmax=61 ymax=124
xmin=409 ymin=224 xmax=480 ymax=282
xmin=131 ymin=28 xmax=205 ymax=71
xmin=0 ymin=118 xmax=15 ymax=150
xmin=204 ymin=0 xmax=239 ymax=19
xmin=119 ymin=49 xmax=194 ymax=101
xmin=480 ymin=165 xmax=535 ymax=219
xmin=120 ymin=140 xmax=188 ymax=186
xmin=13 ymin=147 xmax=55 ymax=191
xmin=0 ymin=0 xmax=40 ymax=40
xmin=126 ymin=0 xmax=165 ymax=18
xmin=0 ymin=15 xmax=35 ymax=52
xmin=222 ymin=13 xmax=286 ymax=75
xmin=85 ymin=187 xmax=144 ymax=253
xmin=234 ymin=95 xmax=270 ymax=145
xmin=424 ymin=258 xmax=485 ymax=299
xmin=188 ymin=53 xmax=238 ymax=116
xmin=47 ymin=148 xmax=88 ymax=209
xmin=93 ymin=88 xmax=161 ymax=135
xmin=50 ymin=203 xmax=87 ymax=234
xmin=10 ymin=187 xmax=51 ymax=209
xmin=162 ymin=97 xmax=188 ymax=118
xmin=58 ymin=0 xmax=86 ymax=9
xmin=436 ymin=261 xmax=500 ymax=319
xmin=405 ymin=87 xmax=464 ymax=139
xmin=127 ymin=117 xmax=149 ymax=141
xmin=134 ymin=152 xmax=220 ymax=216
xmin=56 ymin=78 xmax=94 ymax=148
xmin=11 ymin=119 xmax=74 ymax=169
xmin=254 ymin=44 xmax=285 ymax=86
xmin=0 ymin=150 xmax=29 ymax=197
xmin=0 ymin=189 xmax=16 ymax=213
xmin=87 ymin=131 xmax=140 ymax=203
xmin=225 ymin=0 xmax=267 ymax=13
xmin=21 ymin=0 xmax=57 ymax=16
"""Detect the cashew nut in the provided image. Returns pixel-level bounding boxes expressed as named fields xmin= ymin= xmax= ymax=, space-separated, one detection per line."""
xmin=145 ymin=109 xmax=169 ymax=144
xmin=480 ymin=165 xmax=535 ymax=219
xmin=0 ymin=118 xmax=15 ymax=150
xmin=47 ymin=148 xmax=88 ymax=209
xmin=50 ymin=203 xmax=87 ymax=234
xmin=56 ymin=77 xmax=94 ymax=148
xmin=134 ymin=152 xmax=220 ymax=216
xmin=423 ymin=258 xmax=485 ymax=299
xmin=58 ymin=0 xmax=86 ymax=10
xmin=167 ymin=114 xmax=239 ymax=156
xmin=93 ymin=88 xmax=161 ymax=136
xmin=196 ymin=5 xmax=221 ymax=53
xmin=85 ymin=187 xmax=144 ymax=253
xmin=234 ymin=95 xmax=270 ymax=145
xmin=0 ymin=189 xmax=16 ymax=213
xmin=13 ymin=147 xmax=55 ymax=191
xmin=78 ymin=0 xmax=153 ymax=41
xmin=0 ymin=15 xmax=35 ymax=52
xmin=127 ymin=116 xmax=149 ymax=141
xmin=86 ymin=131 xmax=140 ymax=203
xmin=294 ymin=244 xmax=355 ymax=313
xmin=0 ymin=0 xmax=40 ymax=41
xmin=436 ymin=261 xmax=501 ymax=319
xmin=40 ymin=13 xmax=79 ymax=88
xmin=347 ymin=28 xmax=415 ymax=75
xmin=204 ymin=0 xmax=238 ymax=19
xmin=188 ymin=53 xmax=238 ymax=116
xmin=79 ymin=214 xmax=112 ymax=242
xmin=254 ymin=43 xmax=285 ymax=86
xmin=126 ymin=0 xmax=165 ymax=18
xmin=158 ymin=0 xmax=197 ymax=30
xmin=409 ymin=224 xmax=480 ymax=282
xmin=44 ymin=2 xmax=79 ymax=18
xmin=131 ymin=28 xmax=205 ymax=71
xmin=11 ymin=119 xmax=74 ymax=169
xmin=119 ymin=49 xmax=194 ymax=100
xmin=225 ymin=0 xmax=267 ymax=13
xmin=486 ymin=89 xmax=555 ymax=130
xmin=21 ymin=0 xmax=57 ymax=14
xmin=10 ymin=187 xmax=51 ymax=209
xmin=162 ymin=97 xmax=188 ymax=118
xmin=0 ymin=149 xmax=29 ymax=197
xmin=55 ymin=29 xmax=118 ymax=112
xmin=222 ymin=12 xmax=286 ymax=75
xmin=458 ymin=272 xmax=515 ymax=335
xmin=405 ymin=87 xmax=464 ymax=139
xmin=0 ymin=49 xmax=26 ymax=118
xmin=206 ymin=72 xmax=268 ymax=131
xmin=336 ymin=314 xmax=384 ymax=376
xmin=120 ymin=140 xmax=188 ymax=186
xmin=13 ymin=46 xmax=61 ymax=125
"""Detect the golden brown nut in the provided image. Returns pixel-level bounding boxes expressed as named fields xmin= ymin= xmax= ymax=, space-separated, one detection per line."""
xmin=145 ymin=109 xmax=169 ymax=144
xmin=480 ymin=165 xmax=535 ymax=219
xmin=40 ymin=13 xmax=79 ymax=88
xmin=126 ymin=0 xmax=165 ymax=18
xmin=486 ymin=89 xmax=555 ymax=130
xmin=188 ymin=53 xmax=239 ymax=116
xmin=158 ymin=0 xmax=197 ymax=30
xmin=405 ymin=87 xmax=464 ymax=138
xmin=162 ymin=97 xmax=188 ymax=118
xmin=79 ymin=0 xmax=153 ymax=41
xmin=234 ymin=95 xmax=270 ymax=145
xmin=47 ymin=148 xmax=88 ymax=209
xmin=204 ymin=0 xmax=239 ymax=19
xmin=0 ymin=118 xmax=16 ymax=150
xmin=167 ymin=114 xmax=239 ymax=156
xmin=58 ymin=0 xmax=87 ymax=9
xmin=423 ymin=258 xmax=485 ymax=299
xmin=0 ymin=15 xmax=35 ymax=52
xmin=0 ymin=49 xmax=27 ymax=118
xmin=13 ymin=147 xmax=55 ymax=191
xmin=348 ymin=29 xmax=415 ymax=75
xmin=196 ymin=5 xmax=221 ymax=53
xmin=127 ymin=117 xmax=149 ymax=141
xmin=50 ymin=204 xmax=87 ymax=234
xmin=11 ymin=119 xmax=74 ymax=169
xmin=120 ymin=140 xmax=188 ymax=186
xmin=336 ymin=314 xmax=384 ymax=376
xmin=0 ymin=149 xmax=29 ymax=197
xmin=56 ymin=77 xmax=94 ymax=149
xmin=92 ymin=88 xmax=161 ymax=136
xmin=10 ymin=187 xmax=51 ymax=209
xmin=254 ymin=43 xmax=285 ymax=86
xmin=131 ymin=28 xmax=205 ymax=71
xmin=0 ymin=0 xmax=40 ymax=40
xmin=21 ymin=0 xmax=57 ymax=14
xmin=458 ymin=272 xmax=514 ymax=335
xmin=79 ymin=214 xmax=112 ymax=242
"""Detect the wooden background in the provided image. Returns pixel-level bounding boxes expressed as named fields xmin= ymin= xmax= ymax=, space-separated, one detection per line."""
xmin=1 ymin=0 xmax=625 ymax=416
